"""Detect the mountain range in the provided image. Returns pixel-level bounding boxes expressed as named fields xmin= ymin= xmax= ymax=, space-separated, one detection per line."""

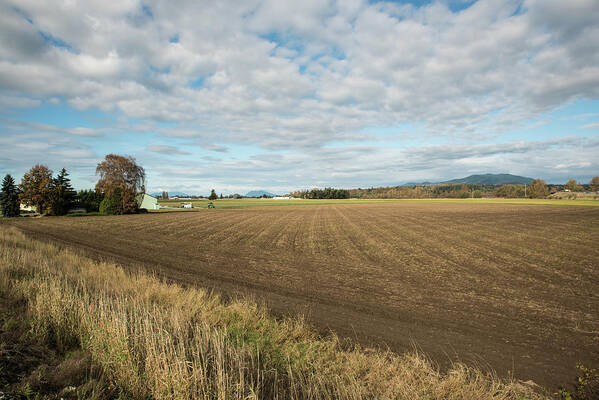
xmin=402 ymin=174 xmax=534 ymax=186
xmin=245 ymin=190 xmax=276 ymax=197
xmin=150 ymin=191 xmax=193 ymax=198
xmin=440 ymin=173 xmax=533 ymax=185
xmin=152 ymin=174 xmax=533 ymax=198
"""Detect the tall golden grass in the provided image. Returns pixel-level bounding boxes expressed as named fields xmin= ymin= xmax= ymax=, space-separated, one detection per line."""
xmin=0 ymin=226 xmax=546 ymax=399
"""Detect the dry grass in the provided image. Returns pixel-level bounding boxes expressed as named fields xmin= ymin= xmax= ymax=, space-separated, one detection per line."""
xmin=9 ymin=203 xmax=599 ymax=387
xmin=0 ymin=225 xmax=545 ymax=399
xmin=549 ymin=192 xmax=599 ymax=200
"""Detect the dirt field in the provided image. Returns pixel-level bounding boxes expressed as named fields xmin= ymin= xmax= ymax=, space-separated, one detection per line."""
xmin=6 ymin=202 xmax=599 ymax=389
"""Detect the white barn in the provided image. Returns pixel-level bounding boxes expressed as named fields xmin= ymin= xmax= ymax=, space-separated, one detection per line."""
xmin=20 ymin=203 xmax=36 ymax=212
xmin=137 ymin=193 xmax=159 ymax=210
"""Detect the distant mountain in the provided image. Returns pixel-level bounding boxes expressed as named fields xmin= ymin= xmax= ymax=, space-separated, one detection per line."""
xmin=440 ymin=174 xmax=533 ymax=185
xmin=402 ymin=181 xmax=435 ymax=186
xmin=245 ymin=190 xmax=276 ymax=197
xmin=150 ymin=191 xmax=193 ymax=198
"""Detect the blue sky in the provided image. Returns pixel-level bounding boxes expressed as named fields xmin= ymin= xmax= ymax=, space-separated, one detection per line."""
xmin=1 ymin=0 xmax=598 ymax=195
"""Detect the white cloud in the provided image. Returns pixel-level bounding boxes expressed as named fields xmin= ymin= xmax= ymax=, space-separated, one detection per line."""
xmin=581 ymin=122 xmax=599 ymax=130
xmin=136 ymin=136 xmax=599 ymax=194
xmin=147 ymin=145 xmax=191 ymax=155
xmin=1 ymin=0 xmax=598 ymax=191
xmin=1 ymin=0 xmax=597 ymax=146
xmin=198 ymin=143 xmax=229 ymax=153
xmin=0 ymin=94 xmax=40 ymax=109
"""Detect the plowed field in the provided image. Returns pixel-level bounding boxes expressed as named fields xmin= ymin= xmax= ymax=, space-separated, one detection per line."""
xmin=7 ymin=202 xmax=599 ymax=388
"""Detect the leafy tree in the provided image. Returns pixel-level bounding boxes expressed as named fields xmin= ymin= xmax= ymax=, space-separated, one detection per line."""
xmin=0 ymin=174 xmax=20 ymax=217
xmin=208 ymin=189 xmax=218 ymax=200
xmin=99 ymin=189 xmax=122 ymax=215
xmin=95 ymin=154 xmax=145 ymax=214
xmin=77 ymin=189 xmax=104 ymax=212
xmin=494 ymin=184 xmax=525 ymax=198
xmin=19 ymin=164 xmax=53 ymax=214
xmin=293 ymin=187 xmax=350 ymax=199
xmin=528 ymin=178 xmax=549 ymax=198
xmin=565 ymin=179 xmax=583 ymax=192
xmin=590 ymin=176 xmax=599 ymax=192
xmin=161 ymin=191 xmax=169 ymax=200
xmin=48 ymin=168 xmax=77 ymax=215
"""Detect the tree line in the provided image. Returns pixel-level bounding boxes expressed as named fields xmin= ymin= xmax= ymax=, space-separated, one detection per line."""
xmin=336 ymin=177 xmax=599 ymax=200
xmin=1 ymin=154 xmax=146 ymax=217
xmin=290 ymin=187 xmax=350 ymax=199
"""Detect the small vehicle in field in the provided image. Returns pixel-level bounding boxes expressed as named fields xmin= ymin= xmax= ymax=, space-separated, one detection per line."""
xmin=207 ymin=202 xmax=215 ymax=209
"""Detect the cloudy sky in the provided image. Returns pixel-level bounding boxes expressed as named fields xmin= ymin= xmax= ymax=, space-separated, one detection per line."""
xmin=1 ymin=0 xmax=598 ymax=195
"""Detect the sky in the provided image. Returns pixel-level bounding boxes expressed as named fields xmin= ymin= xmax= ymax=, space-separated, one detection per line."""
xmin=1 ymin=0 xmax=598 ymax=195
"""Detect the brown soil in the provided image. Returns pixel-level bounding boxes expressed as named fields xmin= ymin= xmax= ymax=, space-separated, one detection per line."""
xmin=6 ymin=202 xmax=599 ymax=389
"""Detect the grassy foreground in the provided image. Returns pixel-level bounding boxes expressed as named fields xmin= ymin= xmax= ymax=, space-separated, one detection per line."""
xmin=0 ymin=226 xmax=546 ymax=399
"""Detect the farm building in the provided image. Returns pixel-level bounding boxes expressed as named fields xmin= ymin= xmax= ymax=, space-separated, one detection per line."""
xmin=137 ymin=193 xmax=159 ymax=210
xmin=19 ymin=203 xmax=37 ymax=212
xmin=20 ymin=203 xmax=36 ymax=212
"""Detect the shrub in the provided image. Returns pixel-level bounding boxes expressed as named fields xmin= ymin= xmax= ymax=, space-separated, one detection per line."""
xmin=99 ymin=191 xmax=122 ymax=215
xmin=558 ymin=364 xmax=599 ymax=400
xmin=77 ymin=189 xmax=104 ymax=212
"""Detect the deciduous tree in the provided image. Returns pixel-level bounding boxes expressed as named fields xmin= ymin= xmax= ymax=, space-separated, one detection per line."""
xmin=528 ymin=178 xmax=549 ymax=198
xmin=19 ymin=164 xmax=53 ymax=214
xmin=494 ymin=184 xmax=525 ymax=198
xmin=590 ymin=176 xmax=599 ymax=192
xmin=95 ymin=154 xmax=145 ymax=214
xmin=565 ymin=179 xmax=582 ymax=192
xmin=0 ymin=174 xmax=20 ymax=217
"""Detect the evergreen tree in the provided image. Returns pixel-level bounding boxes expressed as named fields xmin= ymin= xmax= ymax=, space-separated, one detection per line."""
xmin=0 ymin=174 xmax=20 ymax=217
xmin=77 ymin=189 xmax=104 ymax=212
xmin=99 ymin=188 xmax=122 ymax=215
xmin=48 ymin=168 xmax=77 ymax=215
xmin=208 ymin=189 xmax=218 ymax=200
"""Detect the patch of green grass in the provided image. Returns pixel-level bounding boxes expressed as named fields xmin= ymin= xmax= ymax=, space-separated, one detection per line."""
xmin=157 ymin=197 xmax=599 ymax=209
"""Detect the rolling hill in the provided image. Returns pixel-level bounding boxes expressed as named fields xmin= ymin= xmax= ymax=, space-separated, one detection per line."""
xmin=150 ymin=192 xmax=193 ymax=198
xmin=245 ymin=190 xmax=276 ymax=197
xmin=440 ymin=173 xmax=533 ymax=185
